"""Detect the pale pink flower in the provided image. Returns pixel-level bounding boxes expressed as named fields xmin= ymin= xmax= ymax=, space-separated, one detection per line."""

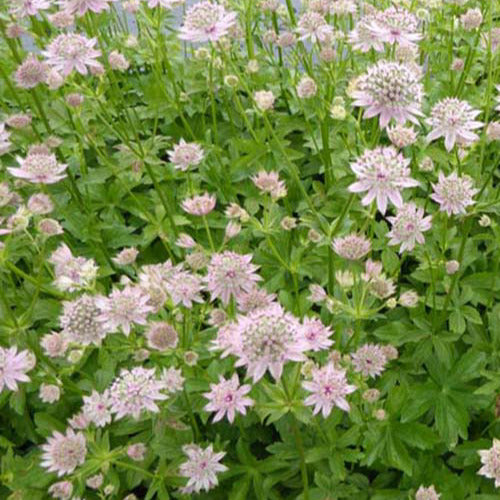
xmin=112 ymin=247 xmax=138 ymax=266
xmin=252 ymin=171 xmax=287 ymax=199
xmin=430 ymin=171 xmax=478 ymax=216
xmin=349 ymin=14 xmax=385 ymax=52
xmin=236 ymin=287 xmax=276 ymax=313
xmin=179 ymin=444 xmax=228 ymax=494
xmin=43 ymin=34 xmax=102 ymax=77
xmin=48 ymin=10 xmax=75 ymax=28
xmin=108 ymin=367 xmax=167 ymax=420
xmin=48 ymin=481 xmax=73 ymax=500
xmin=127 ymin=443 xmax=147 ymax=461
xmin=60 ymin=294 xmax=107 ymax=346
xmin=296 ymin=11 xmax=334 ymax=43
xmin=221 ymin=304 xmax=307 ymax=382
xmin=254 ymin=90 xmax=275 ymax=111
xmin=426 ymin=98 xmax=483 ymax=151
xmin=370 ymin=7 xmax=422 ymax=47
xmin=332 ymin=233 xmax=371 ymax=260
xmin=108 ymin=50 xmax=129 ymax=71
xmin=145 ymin=322 xmax=178 ymax=351
xmin=67 ymin=411 xmax=90 ymax=430
xmin=8 ymin=150 xmax=68 ymax=184
xmin=303 ymin=363 xmax=356 ymax=417
xmin=461 ymin=8 xmax=482 ymax=31
xmin=147 ymin=0 xmax=179 ymax=7
xmin=296 ymin=76 xmax=317 ymax=99
xmin=0 ymin=124 xmax=11 ymax=156
xmin=351 ymin=344 xmax=388 ymax=378
xmin=369 ymin=275 xmax=396 ymax=299
xmin=28 ymin=193 xmax=53 ymax=214
xmin=160 ymin=367 xmax=185 ymax=393
xmin=308 ymin=284 xmax=327 ymax=303
xmin=416 ymin=485 xmax=441 ymax=500
xmin=352 ymin=60 xmax=424 ymax=128
xmin=96 ymin=285 xmax=153 ymax=336
xmin=14 ymin=55 xmax=48 ymax=89
xmin=176 ymin=233 xmax=197 ymax=249
xmin=40 ymin=383 xmax=61 ymax=403
xmin=479 ymin=439 xmax=500 ymax=488
xmin=179 ymin=1 xmax=238 ymax=43
xmin=41 ymin=429 xmax=87 ymax=476
xmin=6 ymin=113 xmax=32 ymax=129
xmin=387 ymin=203 xmax=432 ymax=252
xmin=166 ymin=267 xmax=204 ymax=308
xmin=349 ymin=146 xmax=418 ymax=214
xmin=399 ymin=290 xmax=419 ymax=307
xmin=205 ymin=251 xmax=261 ymax=305
xmin=496 ymin=85 xmax=500 ymax=112
xmin=10 ymin=0 xmax=50 ymax=17
xmin=41 ymin=332 xmax=68 ymax=358
xmin=329 ymin=0 xmax=357 ymax=15
xmin=182 ymin=192 xmax=216 ymax=216
xmin=0 ymin=346 xmax=35 ymax=393
xmin=59 ymin=0 xmax=115 ymax=17
xmin=203 ymin=373 xmax=253 ymax=423
xmin=387 ymin=124 xmax=418 ymax=148
xmin=167 ymin=139 xmax=204 ymax=171
xmin=86 ymin=474 xmax=103 ymax=489
xmin=82 ymin=390 xmax=112 ymax=427
xmin=300 ymin=317 xmax=334 ymax=352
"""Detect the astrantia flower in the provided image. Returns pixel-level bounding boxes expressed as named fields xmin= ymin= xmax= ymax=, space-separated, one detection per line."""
xmin=14 ymin=55 xmax=48 ymax=89
xmin=82 ymin=390 xmax=112 ymax=427
xmin=303 ymin=363 xmax=356 ymax=417
xmin=179 ymin=444 xmax=228 ymax=494
xmin=41 ymin=332 xmax=68 ymax=358
xmin=145 ymin=322 xmax=179 ymax=351
xmin=41 ymin=429 xmax=87 ymax=476
xmin=179 ymin=1 xmax=237 ymax=43
xmin=300 ymin=317 xmax=334 ymax=352
xmin=40 ymin=384 xmax=61 ymax=403
xmin=0 ymin=124 xmax=11 ymax=156
xmin=167 ymin=139 xmax=204 ymax=171
xmin=416 ymin=485 xmax=441 ymax=500
xmin=252 ymin=171 xmax=287 ymax=199
xmin=236 ymin=287 xmax=276 ymax=313
xmin=329 ymin=0 xmax=357 ymax=15
xmin=430 ymin=171 xmax=478 ymax=215
xmin=182 ymin=192 xmax=216 ymax=216
xmin=166 ymin=266 xmax=204 ymax=308
xmin=203 ymin=373 xmax=254 ymax=423
xmin=478 ymin=439 xmax=500 ymax=488
xmin=10 ymin=0 xmax=50 ymax=17
xmin=221 ymin=303 xmax=307 ymax=381
xmin=348 ymin=146 xmax=418 ymax=214
xmin=254 ymin=90 xmax=275 ymax=111
xmin=387 ymin=203 xmax=432 ymax=252
xmin=8 ymin=150 xmax=68 ymax=184
xmin=369 ymin=275 xmax=396 ymax=299
xmin=332 ymin=233 xmax=371 ymax=260
xmin=0 ymin=346 xmax=35 ymax=393
xmin=60 ymin=295 xmax=108 ymax=346
xmin=58 ymin=0 xmax=115 ymax=16
xmin=96 ymin=285 xmax=153 ymax=336
xmin=49 ymin=244 xmax=98 ymax=292
xmin=108 ymin=367 xmax=167 ymax=420
xmin=147 ymin=0 xmax=180 ymax=8
xmin=351 ymin=344 xmax=388 ymax=378
xmin=426 ymin=98 xmax=483 ymax=151
xmin=43 ymin=34 xmax=102 ymax=77
xmin=160 ymin=367 xmax=185 ymax=393
xmin=112 ymin=247 xmax=138 ymax=266
xmin=496 ymin=85 xmax=500 ymax=112
xmin=352 ymin=60 xmax=424 ymax=128
xmin=296 ymin=11 xmax=334 ymax=43
xmin=349 ymin=14 xmax=385 ymax=53
xmin=387 ymin=124 xmax=418 ymax=148
xmin=370 ymin=7 xmax=422 ymax=47
xmin=205 ymin=251 xmax=261 ymax=305
xmin=296 ymin=76 xmax=318 ymax=99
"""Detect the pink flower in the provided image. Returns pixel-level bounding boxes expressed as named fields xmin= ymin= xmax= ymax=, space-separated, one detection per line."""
xmin=426 ymin=98 xmax=483 ymax=151
xmin=252 ymin=171 xmax=287 ymax=199
xmin=41 ymin=429 xmax=87 ymax=476
xmin=43 ymin=33 xmax=102 ymax=77
xmin=96 ymin=285 xmax=153 ymax=336
xmin=166 ymin=266 xmax=204 ymax=308
xmin=179 ymin=1 xmax=238 ymax=43
xmin=236 ymin=287 xmax=276 ymax=312
xmin=0 ymin=346 xmax=35 ymax=393
xmin=59 ymin=0 xmax=116 ymax=17
xmin=203 ymin=374 xmax=254 ymax=423
xmin=160 ymin=367 xmax=185 ymax=393
xmin=108 ymin=367 xmax=167 ymax=420
xmin=332 ymin=233 xmax=371 ymax=260
xmin=179 ymin=444 xmax=228 ymax=494
xmin=296 ymin=11 xmax=334 ymax=43
xmin=369 ymin=7 xmax=422 ymax=47
xmin=300 ymin=317 xmax=334 ymax=352
xmin=10 ymin=0 xmax=50 ymax=17
xmin=14 ymin=55 xmax=48 ymax=88
xmin=416 ymin=485 xmax=441 ymax=500
xmin=349 ymin=146 xmax=418 ymax=214
xmin=478 ymin=439 xmax=500 ymax=488
xmin=82 ymin=390 xmax=112 ymax=427
xmin=303 ymin=363 xmax=356 ymax=417
xmin=430 ymin=171 xmax=478 ymax=216
xmin=351 ymin=344 xmax=388 ymax=378
xmin=182 ymin=192 xmax=216 ymax=216
xmin=48 ymin=481 xmax=73 ymax=499
xmin=41 ymin=332 xmax=68 ymax=358
xmin=205 ymin=251 xmax=261 ymax=305
xmin=167 ymin=139 xmax=204 ymax=171
xmin=352 ymin=60 xmax=424 ymax=128
xmin=349 ymin=14 xmax=385 ymax=52
xmin=387 ymin=203 xmax=432 ymax=252
xmin=0 ymin=124 xmax=11 ymax=155
xmin=221 ymin=304 xmax=307 ymax=382
xmin=8 ymin=150 xmax=68 ymax=184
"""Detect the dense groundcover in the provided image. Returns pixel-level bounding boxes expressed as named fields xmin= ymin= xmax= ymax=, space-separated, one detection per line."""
xmin=0 ymin=0 xmax=499 ymax=498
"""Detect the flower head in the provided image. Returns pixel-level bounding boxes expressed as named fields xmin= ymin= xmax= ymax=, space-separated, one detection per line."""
xmin=10 ymin=0 xmax=50 ymax=17
xmin=203 ymin=373 xmax=253 ymax=422
xmin=48 ymin=481 xmax=73 ymax=500
xmin=167 ymin=139 xmax=204 ymax=171
xmin=179 ymin=1 xmax=237 ymax=43
xmin=387 ymin=203 xmax=432 ymax=252
xmin=252 ymin=171 xmax=287 ymax=199
xmin=82 ymin=390 xmax=112 ymax=427
xmin=14 ymin=55 xmax=48 ymax=88
xmin=296 ymin=11 xmax=334 ymax=43
xmin=0 ymin=124 xmax=11 ymax=155
xmin=349 ymin=146 xmax=418 ymax=214
xmin=370 ymin=7 xmax=422 ymax=46
xmin=0 ymin=346 xmax=35 ymax=393
xmin=8 ymin=150 xmax=68 ymax=184
xmin=108 ymin=367 xmax=167 ymax=420
xmin=332 ymin=233 xmax=371 ymax=260
xmin=145 ymin=322 xmax=179 ymax=351
xmin=426 ymin=98 xmax=483 ymax=151
xmin=479 ymin=439 xmax=500 ymax=488
xmin=43 ymin=33 xmax=101 ymax=77
xmin=349 ymin=14 xmax=385 ymax=52
xmin=205 ymin=251 xmax=261 ymax=305
xmin=179 ymin=444 xmax=228 ymax=494
xmin=303 ymin=363 xmax=356 ymax=417
xmin=236 ymin=287 xmax=276 ymax=313
xmin=351 ymin=344 xmax=388 ymax=378
xmin=58 ymin=0 xmax=115 ymax=16
xmin=300 ymin=317 xmax=334 ymax=352
xmin=182 ymin=192 xmax=216 ymax=216
xmin=352 ymin=60 xmax=424 ymax=128
xmin=41 ymin=429 xmax=87 ymax=476
xmin=430 ymin=171 xmax=478 ymax=215
xmin=416 ymin=485 xmax=441 ymax=500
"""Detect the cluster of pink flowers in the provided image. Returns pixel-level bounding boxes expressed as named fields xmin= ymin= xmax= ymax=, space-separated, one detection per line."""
xmin=49 ymin=244 xmax=98 ymax=291
xmin=8 ymin=148 xmax=68 ymax=184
